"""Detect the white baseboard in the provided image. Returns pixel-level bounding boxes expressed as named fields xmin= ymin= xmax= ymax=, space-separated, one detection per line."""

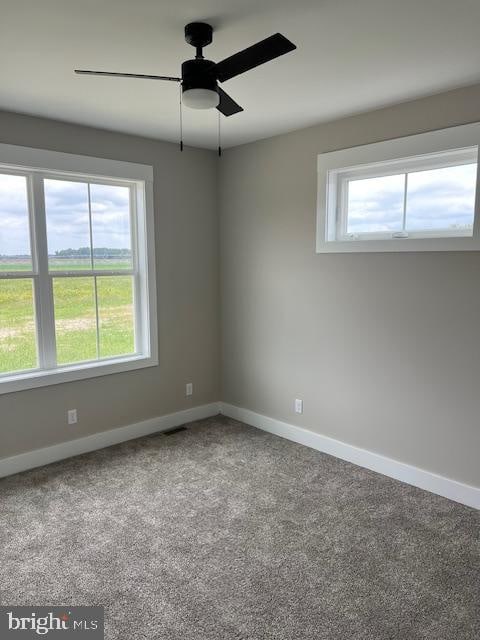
xmin=220 ymin=403 xmax=480 ymax=510
xmin=3 ymin=400 xmax=478 ymax=510
xmin=0 ymin=402 xmax=221 ymax=479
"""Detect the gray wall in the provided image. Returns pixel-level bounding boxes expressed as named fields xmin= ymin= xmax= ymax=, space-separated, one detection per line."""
xmin=2 ymin=83 xmax=480 ymax=488
xmin=0 ymin=111 xmax=219 ymax=459
xmin=219 ymin=83 xmax=480 ymax=488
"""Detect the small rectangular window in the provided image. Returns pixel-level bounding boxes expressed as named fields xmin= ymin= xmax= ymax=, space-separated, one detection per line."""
xmin=317 ymin=123 xmax=480 ymax=252
xmin=0 ymin=143 xmax=157 ymax=394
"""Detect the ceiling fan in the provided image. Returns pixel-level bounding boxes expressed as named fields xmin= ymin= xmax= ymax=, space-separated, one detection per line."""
xmin=75 ymin=22 xmax=296 ymax=150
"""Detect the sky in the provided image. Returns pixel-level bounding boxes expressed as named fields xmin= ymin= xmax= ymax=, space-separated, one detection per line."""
xmin=0 ymin=175 xmax=131 ymax=257
xmin=347 ymin=163 xmax=477 ymax=234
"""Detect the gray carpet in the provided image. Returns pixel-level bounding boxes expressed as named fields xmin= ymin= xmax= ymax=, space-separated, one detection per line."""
xmin=0 ymin=415 xmax=478 ymax=639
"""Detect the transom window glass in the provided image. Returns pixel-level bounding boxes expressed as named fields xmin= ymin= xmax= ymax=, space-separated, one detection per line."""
xmin=0 ymin=147 xmax=156 ymax=393
xmin=343 ymin=152 xmax=477 ymax=239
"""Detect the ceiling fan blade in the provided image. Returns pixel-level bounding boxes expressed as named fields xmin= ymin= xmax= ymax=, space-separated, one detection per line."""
xmin=215 ymin=33 xmax=296 ymax=83
xmin=216 ymin=88 xmax=244 ymax=116
xmin=75 ymin=70 xmax=180 ymax=82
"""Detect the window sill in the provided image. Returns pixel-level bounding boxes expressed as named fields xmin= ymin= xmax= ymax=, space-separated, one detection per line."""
xmin=316 ymin=235 xmax=480 ymax=253
xmin=0 ymin=355 xmax=158 ymax=395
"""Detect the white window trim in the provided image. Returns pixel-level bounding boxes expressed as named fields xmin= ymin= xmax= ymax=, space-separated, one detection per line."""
xmin=316 ymin=122 xmax=480 ymax=253
xmin=0 ymin=143 xmax=158 ymax=395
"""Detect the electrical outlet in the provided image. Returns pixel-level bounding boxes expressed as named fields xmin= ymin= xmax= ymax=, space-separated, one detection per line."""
xmin=67 ymin=409 xmax=78 ymax=425
xmin=294 ymin=399 xmax=303 ymax=414
xmin=186 ymin=383 xmax=193 ymax=397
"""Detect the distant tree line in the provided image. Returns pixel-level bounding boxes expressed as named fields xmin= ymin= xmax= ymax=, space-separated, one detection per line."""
xmin=54 ymin=247 xmax=132 ymax=258
xmin=0 ymin=254 xmax=30 ymax=259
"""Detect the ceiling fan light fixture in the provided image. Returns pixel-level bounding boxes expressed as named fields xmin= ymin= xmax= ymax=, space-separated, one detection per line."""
xmin=182 ymin=87 xmax=219 ymax=109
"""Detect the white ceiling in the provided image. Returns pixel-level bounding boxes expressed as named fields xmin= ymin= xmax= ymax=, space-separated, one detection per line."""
xmin=2 ymin=0 xmax=480 ymax=149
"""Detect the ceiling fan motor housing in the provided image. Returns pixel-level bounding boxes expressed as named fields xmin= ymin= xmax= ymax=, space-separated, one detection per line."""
xmin=181 ymin=59 xmax=217 ymax=94
xmin=181 ymin=59 xmax=219 ymax=109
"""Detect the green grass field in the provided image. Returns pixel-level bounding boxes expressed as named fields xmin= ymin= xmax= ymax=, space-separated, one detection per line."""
xmin=0 ymin=259 xmax=134 ymax=374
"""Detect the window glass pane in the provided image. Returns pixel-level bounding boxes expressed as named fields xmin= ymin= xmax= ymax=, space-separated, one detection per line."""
xmin=97 ymin=276 xmax=135 ymax=358
xmin=90 ymin=184 xmax=132 ymax=270
xmin=53 ymin=277 xmax=97 ymax=364
xmin=0 ymin=174 xmax=32 ymax=272
xmin=0 ymin=279 xmax=37 ymax=373
xmin=347 ymin=174 xmax=405 ymax=234
xmin=406 ymin=163 xmax=476 ymax=233
xmin=45 ymin=180 xmax=92 ymax=271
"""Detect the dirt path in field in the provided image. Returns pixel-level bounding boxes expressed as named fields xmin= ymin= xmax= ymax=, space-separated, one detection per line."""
xmin=0 ymin=306 xmax=131 ymax=344
xmin=0 ymin=321 xmax=36 ymax=341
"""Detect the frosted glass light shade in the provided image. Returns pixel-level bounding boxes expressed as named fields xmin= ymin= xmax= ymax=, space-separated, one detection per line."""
xmin=182 ymin=88 xmax=219 ymax=109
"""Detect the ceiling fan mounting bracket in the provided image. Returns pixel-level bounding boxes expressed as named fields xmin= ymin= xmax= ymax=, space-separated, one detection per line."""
xmin=184 ymin=23 xmax=213 ymax=52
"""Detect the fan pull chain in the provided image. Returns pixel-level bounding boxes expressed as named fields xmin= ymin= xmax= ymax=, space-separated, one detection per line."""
xmin=179 ymin=85 xmax=184 ymax=152
xmin=218 ymin=111 xmax=222 ymax=157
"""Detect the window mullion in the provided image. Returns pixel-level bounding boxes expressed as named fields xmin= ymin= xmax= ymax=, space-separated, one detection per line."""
xmin=31 ymin=174 xmax=57 ymax=369
xmin=87 ymin=183 xmax=100 ymax=359
xmin=93 ymin=275 xmax=100 ymax=359
xmin=87 ymin=183 xmax=95 ymax=271
xmin=130 ymin=185 xmax=142 ymax=355
xmin=401 ymin=173 xmax=408 ymax=232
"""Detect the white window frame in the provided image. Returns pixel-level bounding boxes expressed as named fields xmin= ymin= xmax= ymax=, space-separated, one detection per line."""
xmin=316 ymin=122 xmax=480 ymax=253
xmin=0 ymin=143 xmax=157 ymax=395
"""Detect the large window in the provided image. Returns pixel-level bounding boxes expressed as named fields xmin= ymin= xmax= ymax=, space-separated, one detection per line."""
xmin=0 ymin=144 xmax=156 ymax=393
xmin=317 ymin=123 xmax=480 ymax=252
